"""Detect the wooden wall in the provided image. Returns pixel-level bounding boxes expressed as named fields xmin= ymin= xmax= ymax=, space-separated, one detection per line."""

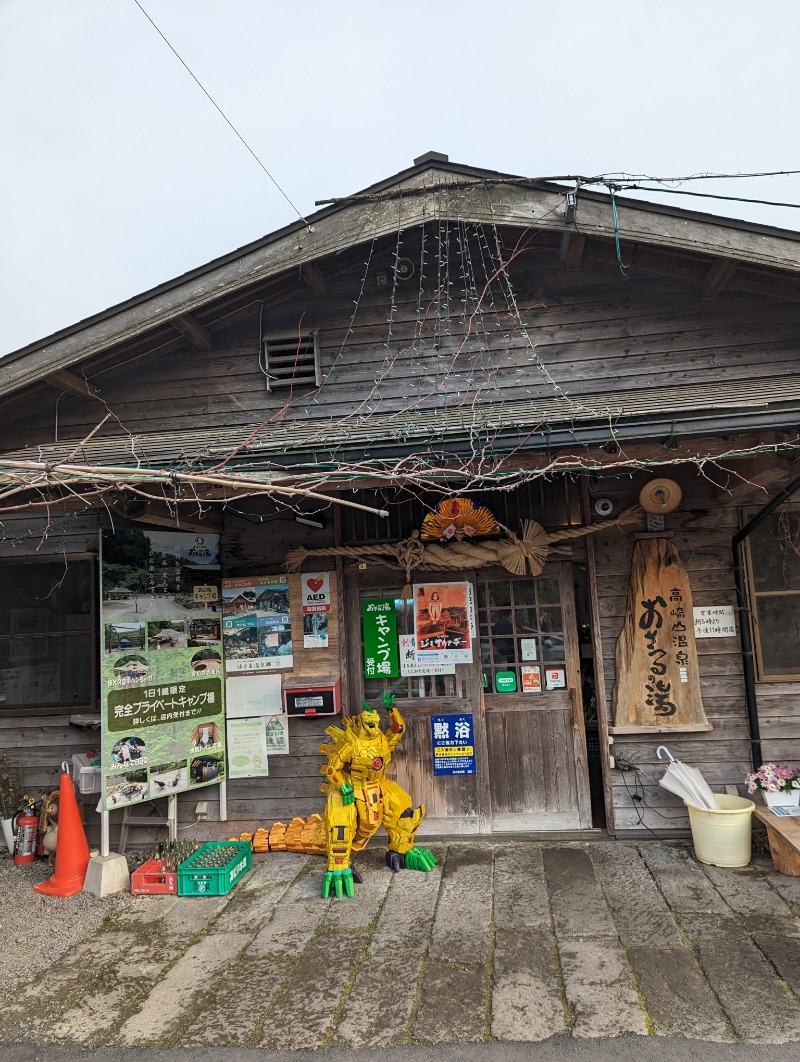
xmin=588 ymin=466 xmax=800 ymax=835
xmin=2 ymin=234 xmax=798 ymax=451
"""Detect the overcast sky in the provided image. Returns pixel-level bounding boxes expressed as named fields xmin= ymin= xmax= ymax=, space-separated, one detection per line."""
xmin=1 ymin=0 xmax=799 ymax=358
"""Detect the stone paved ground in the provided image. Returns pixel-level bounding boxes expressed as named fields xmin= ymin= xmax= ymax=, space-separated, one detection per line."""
xmin=1 ymin=839 xmax=799 ymax=1049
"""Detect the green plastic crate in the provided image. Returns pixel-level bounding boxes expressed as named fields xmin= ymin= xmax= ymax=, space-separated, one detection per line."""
xmin=177 ymin=841 xmax=252 ymax=897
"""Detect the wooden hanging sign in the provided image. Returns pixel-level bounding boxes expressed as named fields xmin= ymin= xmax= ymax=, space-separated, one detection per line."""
xmin=611 ymin=538 xmax=711 ymax=733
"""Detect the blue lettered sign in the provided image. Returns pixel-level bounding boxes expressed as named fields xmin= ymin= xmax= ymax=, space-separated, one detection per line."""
xmin=431 ymin=713 xmax=476 ymax=776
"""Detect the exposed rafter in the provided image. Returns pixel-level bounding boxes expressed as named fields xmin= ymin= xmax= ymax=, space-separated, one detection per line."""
xmin=301 ymin=262 xmax=329 ymax=297
xmin=172 ymin=312 xmax=214 ymax=351
xmin=702 ymin=258 xmax=737 ymax=299
xmin=44 ymin=369 xmax=99 ymax=399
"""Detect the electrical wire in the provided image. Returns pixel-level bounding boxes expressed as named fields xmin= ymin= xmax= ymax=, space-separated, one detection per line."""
xmin=607 ymin=185 xmax=800 ymax=210
xmin=131 ymin=1 xmax=308 ymax=225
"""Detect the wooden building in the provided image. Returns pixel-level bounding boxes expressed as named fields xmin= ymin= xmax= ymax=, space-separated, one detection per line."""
xmin=1 ymin=153 xmax=800 ymax=842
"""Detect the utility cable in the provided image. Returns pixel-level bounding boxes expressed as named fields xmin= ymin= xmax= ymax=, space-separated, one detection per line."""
xmin=608 ymin=185 xmax=800 ymax=210
xmin=132 ymin=1 xmax=309 ymax=225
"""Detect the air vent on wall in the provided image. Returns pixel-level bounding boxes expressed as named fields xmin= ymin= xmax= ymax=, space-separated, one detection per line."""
xmin=261 ymin=331 xmax=320 ymax=392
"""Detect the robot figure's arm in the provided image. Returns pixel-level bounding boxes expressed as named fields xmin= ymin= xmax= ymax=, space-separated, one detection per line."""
xmin=383 ymin=693 xmax=406 ymax=752
xmin=322 ymin=739 xmax=354 ymax=796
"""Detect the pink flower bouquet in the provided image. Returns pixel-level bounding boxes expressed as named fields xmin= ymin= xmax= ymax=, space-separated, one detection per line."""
xmin=744 ymin=763 xmax=800 ymax=795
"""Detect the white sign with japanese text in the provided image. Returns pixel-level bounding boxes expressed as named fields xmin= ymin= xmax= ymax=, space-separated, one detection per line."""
xmin=693 ymin=606 xmax=736 ymax=639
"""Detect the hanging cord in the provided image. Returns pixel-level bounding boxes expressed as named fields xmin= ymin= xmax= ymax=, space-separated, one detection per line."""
xmin=609 ymin=188 xmax=632 ymax=278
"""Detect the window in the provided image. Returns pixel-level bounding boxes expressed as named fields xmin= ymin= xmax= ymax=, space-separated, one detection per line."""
xmin=261 ymin=330 xmax=320 ymax=391
xmin=359 ymin=587 xmax=458 ymax=702
xmin=746 ymin=509 xmax=800 ymax=681
xmin=0 ymin=557 xmax=95 ymax=713
xmin=477 ymin=575 xmax=567 ymax=693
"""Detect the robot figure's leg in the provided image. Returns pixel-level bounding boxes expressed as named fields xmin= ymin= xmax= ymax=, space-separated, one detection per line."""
xmin=323 ymin=789 xmax=358 ymax=873
xmin=382 ymin=779 xmax=425 ymax=855
xmin=351 ymin=787 xmax=384 ymax=853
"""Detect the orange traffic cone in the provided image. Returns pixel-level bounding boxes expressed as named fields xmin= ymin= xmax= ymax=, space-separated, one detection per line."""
xmin=33 ymin=767 xmax=90 ymax=897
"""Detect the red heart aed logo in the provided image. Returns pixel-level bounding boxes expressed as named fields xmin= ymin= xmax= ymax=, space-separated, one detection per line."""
xmin=307 ymin=577 xmax=324 ymax=593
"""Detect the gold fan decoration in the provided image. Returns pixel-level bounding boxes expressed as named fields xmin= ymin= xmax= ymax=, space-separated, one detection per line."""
xmin=421 ymin=498 xmax=501 ymax=542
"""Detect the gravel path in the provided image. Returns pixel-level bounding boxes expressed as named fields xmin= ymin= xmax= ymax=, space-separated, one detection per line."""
xmin=0 ymin=848 xmax=135 ymax=993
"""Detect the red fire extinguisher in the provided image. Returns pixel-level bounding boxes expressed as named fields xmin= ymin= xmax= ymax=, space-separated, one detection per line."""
xmin=13 ymin=808 xmax=39 ymax=865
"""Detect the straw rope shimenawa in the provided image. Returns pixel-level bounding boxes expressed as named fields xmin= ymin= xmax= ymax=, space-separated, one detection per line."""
xmin=286 ymin=506 xmax=643 ymax=594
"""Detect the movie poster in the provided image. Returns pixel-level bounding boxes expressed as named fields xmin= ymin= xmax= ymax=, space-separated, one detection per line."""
xmin=99 ymin=530 xmax=225 ymax=811
xmin=413 ymin=581 xmax=474 ymax=663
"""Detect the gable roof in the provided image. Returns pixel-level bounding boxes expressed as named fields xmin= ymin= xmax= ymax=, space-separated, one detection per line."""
xmin=3 ymin=156 xmax=800 ymax=402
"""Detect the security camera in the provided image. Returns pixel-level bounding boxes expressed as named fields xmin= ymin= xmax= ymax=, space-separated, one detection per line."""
xmin=594 ymin=498 xmax=614 ymax=517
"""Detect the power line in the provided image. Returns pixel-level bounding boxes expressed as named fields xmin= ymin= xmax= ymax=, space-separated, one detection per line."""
xmin=604 ymin=185 xmax=800 ymax=210
xmin=132 ymin=0 xmax=309 ymax=225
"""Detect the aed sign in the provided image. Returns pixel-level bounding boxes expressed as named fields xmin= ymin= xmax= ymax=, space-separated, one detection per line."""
xmin=431 ymin=714 xmax=476 ymax=776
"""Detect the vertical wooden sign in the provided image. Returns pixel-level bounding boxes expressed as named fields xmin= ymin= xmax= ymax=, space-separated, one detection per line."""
xmin=611 ymin=538 xmax=711 ymax=732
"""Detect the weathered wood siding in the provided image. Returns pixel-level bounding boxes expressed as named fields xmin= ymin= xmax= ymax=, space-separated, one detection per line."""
xmin=2 ymin=242 xmax=799 ymax=449
xmin=590 ymin=469 xmax=800 ymax=834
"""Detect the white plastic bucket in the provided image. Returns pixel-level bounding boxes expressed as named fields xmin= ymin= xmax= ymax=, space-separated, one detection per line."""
xmin=685 ymin=793 xmax=755 ymax=868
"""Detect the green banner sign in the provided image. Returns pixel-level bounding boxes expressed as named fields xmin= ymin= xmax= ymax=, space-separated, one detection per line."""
xmin=362 ymin=599 xmax=399 ymax=679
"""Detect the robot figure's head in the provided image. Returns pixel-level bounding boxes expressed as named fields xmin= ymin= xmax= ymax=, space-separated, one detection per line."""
xmin=359 ymin=708 xmax=381 ymax=734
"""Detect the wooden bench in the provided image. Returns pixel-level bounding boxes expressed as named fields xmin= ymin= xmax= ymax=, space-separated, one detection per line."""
xmin=753 ymin=805 xmax=800 ymax=876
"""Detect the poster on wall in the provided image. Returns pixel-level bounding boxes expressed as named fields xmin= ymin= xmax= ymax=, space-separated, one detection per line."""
xmin=99 ymin=529 xmax=225 ymax=811
xmin=398 ymin=635 xmax=456 ymax=677
xmin=362 ymin=599 xmax=399 ymax=679
xmin=302 ymin=572 xmax=331 ymax=649
xmin=264 ymin=713 xmax=290 ymax=755
xmin=221 ymin=576 xmax=293 ymax=672
xmin=431 ymin=714 xmax=476 ymax=776
xmin=413 ymin=582 xmax=473 ymax=663
xmin=226 ymin=717 xmax=270 ymax=778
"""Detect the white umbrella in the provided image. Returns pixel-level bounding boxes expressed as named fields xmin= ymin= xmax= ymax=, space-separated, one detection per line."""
xmin=656 ymin=746 xmax=719 ymax=810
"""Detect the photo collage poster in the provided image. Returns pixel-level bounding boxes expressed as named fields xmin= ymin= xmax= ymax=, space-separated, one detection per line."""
xmin=99 ymin=529 xmax=225 ymax=811
xmin=221 ymin=575 xmax=293 ymax=773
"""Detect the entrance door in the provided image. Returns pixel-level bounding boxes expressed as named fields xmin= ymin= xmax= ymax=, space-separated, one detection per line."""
xmin=347 ymin=573 xmax=485 ymax=834
xmin=478 ymin=563 xmax=592 ymax=831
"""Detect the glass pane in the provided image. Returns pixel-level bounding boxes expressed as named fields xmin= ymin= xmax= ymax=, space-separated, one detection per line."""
xmin=478 ymin=616 xmax=489 ymax=637
xmin=756 ymin=594 xmax=800 ymax=676
xmin=490 ymin=609 xmax=514 ymax=636
xmin=538 ymin=607 xmax=563 ymax=634
xmin=489 ymin=582 xmax=511 ymax=607
xmin=492 ymin=638 xmax=516 ymax=664
xmin=542 ymin=635 xmax=566 ymax=662
xmin=536 ymin=577 xmax=560 ymax=604
xmin=476 ymin=584 xmax=487 ymax=609
xmin=513 ymin=581 xmax=535 ymax=606
xmin=515 ymin=607 xmax=537 ymax=634
xmin=480 ymin=640 xmax=491 ymax=665
xmin=750 ymin=513 xmax=800 ymax=592
xmin=363 ymin=678 xmax=386 ymax=700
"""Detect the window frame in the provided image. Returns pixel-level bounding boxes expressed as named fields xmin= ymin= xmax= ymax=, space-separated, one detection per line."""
xmin=0 ymin=553 xmax=97 ymax=716
xmin=744 ymin=505 xmax=800 ymax=683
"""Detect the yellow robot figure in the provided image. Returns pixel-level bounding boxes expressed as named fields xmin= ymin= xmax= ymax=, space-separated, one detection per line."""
xmin=320 ymin=694 xmax=436 ymax=898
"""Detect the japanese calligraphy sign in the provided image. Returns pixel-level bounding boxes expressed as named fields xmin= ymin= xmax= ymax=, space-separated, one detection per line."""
xmin=221 ymin=576 xmax=293 ymax=672
xmin=413 ymin=581 xmax=474 ymax=663
xmin=612 ymin=538 xmax=711 ymax=732
xmin=100 ymin=529 xmax=225 ymax=811
xmin=362 ymin=599 xmax=399 ymax=679
xmin=431 ymin=714 xmax=476 ymax=775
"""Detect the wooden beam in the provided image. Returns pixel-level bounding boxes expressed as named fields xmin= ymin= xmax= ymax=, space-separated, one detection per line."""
xmin=173 ymin=313 xmax=214 ymax=351
xmin=301 ymin=261 xmax=329 ymax=297
xmin=44 ymin=369 xmax=99 ymax=399
xmin=702 ymin=258 xmax=737 ymax=299
xmin=564 ymin=233 xmax=586 ymax=273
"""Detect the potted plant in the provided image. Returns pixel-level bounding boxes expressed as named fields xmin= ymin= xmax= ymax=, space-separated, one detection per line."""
xmin=0 ymin=751 xmax=24 ymax=853
xmin=744 ymin=763 xmax=800 ymax=808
